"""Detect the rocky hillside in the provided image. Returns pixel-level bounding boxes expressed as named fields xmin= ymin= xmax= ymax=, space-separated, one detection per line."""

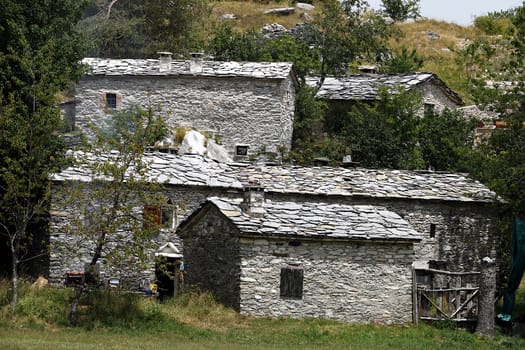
xmin=211 ymin=1 xmax=484 ymax=101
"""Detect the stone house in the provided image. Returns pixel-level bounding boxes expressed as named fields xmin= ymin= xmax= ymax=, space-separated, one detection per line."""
xmin=73 ymin=53 xmax=298 ymax=159
xmin=49 ymin=153 xmax=499 ymax=322
xmin=306 ymin=72 xmax=464 ymax=116
xmin=177 ymin=192 xmax=422 ymax=324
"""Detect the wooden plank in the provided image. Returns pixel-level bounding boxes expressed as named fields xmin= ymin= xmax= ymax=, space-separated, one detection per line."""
xmin=451 ymin=290 xmax=479 ymax=318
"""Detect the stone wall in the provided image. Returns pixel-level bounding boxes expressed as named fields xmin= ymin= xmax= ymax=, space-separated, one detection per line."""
xmin=416 ymin=81 xmax=460 ymax=114
xmin=179 ymin=205 xmax=241 ymax=309
xmin=267 ymin=193 xmax=498 ymax=274
xmin=238 ymin=237 xmax=415 ymax=324
xmin=74 ymin=75 xmax=296 ymax=157
xmin=48 ymin=182 xmax=236 ymax=287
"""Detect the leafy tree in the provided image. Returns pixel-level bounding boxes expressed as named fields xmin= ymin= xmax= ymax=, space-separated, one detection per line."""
xmin=337 ymin=88 xmax=424 ymax=169
xmin=307 ymin=0 xmax=392 ymax=76
xmin=80 ymin=0 xmax=210 ymax=58
xmin=0 ymin=0 xmax=88 ymax=310
xmin=381 ymin=0 xmax=421 ymax=21
xmin=53 ymin=106 xmax=168 ymax=325
xmin=419 ymin=109 xmax=477 ymax=171
xmin=381 ymin=47 xmax=424 ymax=73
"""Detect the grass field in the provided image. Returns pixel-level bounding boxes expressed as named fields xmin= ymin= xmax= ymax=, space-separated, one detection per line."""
xmin=1 ymin=280 xmax=525 ymax=350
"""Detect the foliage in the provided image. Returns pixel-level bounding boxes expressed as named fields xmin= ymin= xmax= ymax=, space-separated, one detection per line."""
xmin=307 ymin=0 xmax=392 ymax=75
xmin=207 ymin=22 xmax=320 ymax=79
xmin=331 ymin=88 xmax=423 ymax=169
xmin=1 ymin=282 xmax=525 ymax=349
xmin=381 ymin=46 xmax=424 ymax=73
xmin=80 ymin=0 xmax=211 ymax=58
xmin=474 ymin=15 xmax=514 ymax=36
xmin=381 ymin=0 xmax=421 ymax=21
xmin=54 ymin=106 xmax=168 ymax=325
xmin=0 ymin=0 xmax=88 ymax=310
xmin=418 ymin=109 xmax=477 ymax=171
xmin=207 ymin=23 xmax=270 ymax=62
xmin=461 ymin=4 xmax=525 ymax=217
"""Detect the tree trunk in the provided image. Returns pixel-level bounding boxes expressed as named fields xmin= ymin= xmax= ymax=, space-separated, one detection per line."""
xmin=10 ymin=242 xmax=18 ymax=312
xmin=69 ymin=285 xmax=84 ymax=326
xmin=476 ymin=257 xmax=496 ymax=337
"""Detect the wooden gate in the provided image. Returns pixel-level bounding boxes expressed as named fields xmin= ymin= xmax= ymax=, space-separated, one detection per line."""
xmin=413 ymin=268 xmax=480 ymax=324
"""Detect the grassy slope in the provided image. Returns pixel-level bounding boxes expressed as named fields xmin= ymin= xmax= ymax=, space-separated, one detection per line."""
xmin=211 ymin=1 xmax=483 ymax=103
xmin=1 ymin=281 xmax=524 ymax=350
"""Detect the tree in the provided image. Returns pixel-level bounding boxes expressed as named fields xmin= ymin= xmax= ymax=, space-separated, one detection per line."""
xmin=306 ymin=0 xmax=392 ymax=76
xmin=418 ymin=109 xmax=477 ymax=171
xmin=53 ymin=106 xmax=167 ymax=325
xmin=337 ymin=88 xmax=424 ymax=169
xmin=0 ymin=0 xmax=88 ymax=310
xmin=80 ymin=0 xmax=210 ymax=58
xmin=381 ymin=0 xmax=421 ymax=21
xmin=381 ymin=47 xmax=424 ymax=73
xmin=463 ymin=3 xmax=525 ymax=215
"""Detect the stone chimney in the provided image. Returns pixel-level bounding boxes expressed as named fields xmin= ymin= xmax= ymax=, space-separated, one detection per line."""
xmin=189 ymin=52 xmax=203 ymax=74
xmin=158 ymin=51 xmax=172 ymax=72
xmin=241 ymin=181 xmax=265 ymax=218
xmin=358 ymin=65 xmax=378 ymax=75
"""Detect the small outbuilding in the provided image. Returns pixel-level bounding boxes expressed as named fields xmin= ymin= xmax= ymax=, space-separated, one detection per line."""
xmin=177 ymin=188 xmax=422 ymax=324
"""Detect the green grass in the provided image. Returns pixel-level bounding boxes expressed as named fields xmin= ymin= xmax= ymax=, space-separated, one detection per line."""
xmin=1 ymin=280 xmax=525 ymax=350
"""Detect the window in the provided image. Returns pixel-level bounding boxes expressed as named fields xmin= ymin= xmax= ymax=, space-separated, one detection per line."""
xmin=430 ymin=223 xmax=437 ymax=238
xmin=424 ymin=103 xmax=435 ymax=114
xmin=144 ymin=203 xmax=175 ymax=231
xmin=105 ymin=93 xmax=117 ymax=109
xmin=235 ymin=145 xmax=249 ymax=156
xmin=280 ymin=268 xmax=303 ymax=299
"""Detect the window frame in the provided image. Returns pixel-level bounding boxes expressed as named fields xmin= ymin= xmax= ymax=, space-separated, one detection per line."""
xmin=105 ymin=93 xmax=117 ymax=109
xmin=143 ymin=203 xmax=175 ymax=231
xmin=280 ymin=267 xmax=304 ymax=300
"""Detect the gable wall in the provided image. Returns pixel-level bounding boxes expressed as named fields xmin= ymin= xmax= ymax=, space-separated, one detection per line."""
xmin=415 ymin=81 xmax=460 ymax=114
xmin=179 ymin=206 xmax=241 ymax=309
xmin=74 ymin=75 xmax=295 ymax=157
xmin=239 ymin=237 xmax=415 ymax=324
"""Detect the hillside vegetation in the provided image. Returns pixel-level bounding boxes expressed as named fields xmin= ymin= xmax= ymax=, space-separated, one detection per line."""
xmin=210 ymin=1 xmax=483 ymax=101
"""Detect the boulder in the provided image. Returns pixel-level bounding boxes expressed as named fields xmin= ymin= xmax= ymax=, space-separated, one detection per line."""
xmin=178 ymin=130 xmax=207 ymax=155
xmin=264 ymin=7 xmax=295 ymax=16
xmin=178 ymin=130 xmax=232 ymax=163
xmin=31 ymin=276 xmax=48 ymax=289
xmin=296 ymin=3 xmax=315 ymax=11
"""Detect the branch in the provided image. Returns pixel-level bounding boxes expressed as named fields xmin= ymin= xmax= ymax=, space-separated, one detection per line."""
xmin=106 ymin=0 xmax=119 ymax=20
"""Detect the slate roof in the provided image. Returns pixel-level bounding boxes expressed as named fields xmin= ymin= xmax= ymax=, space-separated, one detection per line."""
xmin=52 ymin=153 xmax=496 ymax=203
xmin=52 ymin=152 xmax=242 ymax=188
xmin=305 ymin=73 xmax=464 ymax=105
xmin=81 ymin=58 xmax=294 ymax=80
xmin=231 ymin=163 xmax=496 ymax=203
xmin=201 ymin=197 xmax=422 ymax=242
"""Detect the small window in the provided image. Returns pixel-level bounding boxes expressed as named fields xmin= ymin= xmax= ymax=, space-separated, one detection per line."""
xmin=280 ymin=268 xmax=303 ymax=299
xmin=236 ymin=145 xmax=249 ymax=156
xmin=430 ymin=223 xmax=437 ymax=238
xmin=106 ymin=93 xmax=117 ymax=109
xmin=424 ymin=103 xmax=435 ymax=114
xmin=144 ymin=204 xmax=175 ymax=231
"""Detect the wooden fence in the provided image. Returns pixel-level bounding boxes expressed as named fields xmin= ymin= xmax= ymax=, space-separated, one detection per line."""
xmin=413 ymin=268 xmax=480 ymax=324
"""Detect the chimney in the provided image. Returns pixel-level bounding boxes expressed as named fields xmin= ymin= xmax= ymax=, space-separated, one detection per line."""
xmin=358 ymin=65 xmax=378 ymax=75
xmin=189 ymin=52 xmax=204 ymax=74
xmin=158 ymin=51 xmax=172 ymax=72
xmin=241 ymin=181 xmax=265 ymax=218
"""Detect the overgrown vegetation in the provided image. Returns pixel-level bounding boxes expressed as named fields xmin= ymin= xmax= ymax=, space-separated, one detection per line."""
xmin=1 ymin=280 xmax=525 ymax=349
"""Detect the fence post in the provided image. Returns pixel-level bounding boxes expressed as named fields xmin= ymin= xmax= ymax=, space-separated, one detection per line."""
xmin=476 ymin=257 xmax=496 ymax=337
